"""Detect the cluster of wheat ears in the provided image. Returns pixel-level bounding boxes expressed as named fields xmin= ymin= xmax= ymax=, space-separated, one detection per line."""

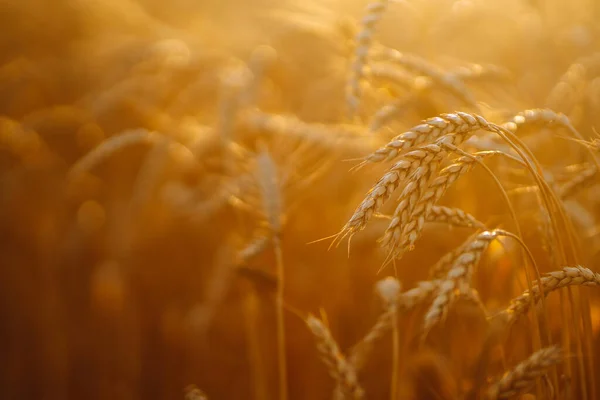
xmin=4 ymin=0 xmax=600 ymax=399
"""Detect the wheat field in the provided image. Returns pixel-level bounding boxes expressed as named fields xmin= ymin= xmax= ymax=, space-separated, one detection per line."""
xmin=2 ymin=0 xmax=600 ymax=399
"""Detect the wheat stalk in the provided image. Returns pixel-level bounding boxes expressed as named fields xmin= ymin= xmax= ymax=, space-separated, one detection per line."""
xmin=339 ymin=143 xmax=448 ymax=242
xmin=486 ymin=346 xmax=563 ymax=399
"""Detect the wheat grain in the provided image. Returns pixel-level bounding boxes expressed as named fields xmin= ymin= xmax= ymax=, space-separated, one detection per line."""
xmin=486 ymin=346 xmax=563 ymax=399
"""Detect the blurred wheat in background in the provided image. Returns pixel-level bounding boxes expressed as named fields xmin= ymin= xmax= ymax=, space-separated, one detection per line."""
xmin=2 ymin=0 xmax=600 ymax=399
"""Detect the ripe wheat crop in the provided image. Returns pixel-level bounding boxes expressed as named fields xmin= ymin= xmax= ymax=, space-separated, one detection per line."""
xmin=2 ymin=0 xmax=600 ymax=399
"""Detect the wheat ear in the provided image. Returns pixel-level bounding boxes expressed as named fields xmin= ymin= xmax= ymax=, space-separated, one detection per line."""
xmin=504 ymin=266 xmax=600 ymax=322
xmin=373 ymin=48 xmax=479 ymax=110
xmin=428 ymin=233 xmax=480 ymax=279
xmin=382 ymin=150 xmax=500 ymax=258
xmin=346 ymin=0 xmax=390 ymax=117
xmin=306 ymin=315 xmax=364 ymax=399
xmin=546 ymin=53 xmax=600 ymax=111
xmin=69 ymin=129 xmax=195 ymax=179
xmin=358 ymin=112 xmax=494 ymax=166
xmin=449 ymin=63 xmax=511 ymax=82
xmin=560 ymin=165 xmax=597 ymax=198
xmin=425 ymin=205 xmax=485 ymax=228
xmin=423 ymin=230 xmax=507 ymax=336
xmin=486 ymin=346 xmax=563 ymax=400
xmin=502 ymin=108 xmax=572 ymax=134
xmin=374 ymin=205 xmax=484 ymax=229
xmin=339 ymin=143 xmax=448 ymax=243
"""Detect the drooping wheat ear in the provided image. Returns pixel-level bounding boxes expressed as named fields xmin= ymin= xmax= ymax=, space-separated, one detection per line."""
xmin=346 ymin=0 xmax=390 ymax=117
xmin=348 ymin=277 xmax=401 ymax=370
xmin=69 ymin=129 xmax=195 ymax=179
xmin=501 ymin=108 xmax=574 ymax=134
xmin=373 ymin=48 xmax=479 ymax=110
xmin=368 ymin=90 xmax=426 ymax=133
xmin=449 ymin=63 xmax=512 ymax=83
xmin=426 ymin=206 xmax=485 ymax=229
xmin=399 ymin=280 xmax=441 ymax=312
xmin=242 ymin=109 xmax=367 ymax=149
xmin=374 ymin=205 xmax=484 ymax=229
xmin=382 ymin=150 xmax=500 ymax=258
xmin=359 ymin=112 xmax=494 ymax=166
xmin=546 ymin=53 xmax=600 ymax=111
xmin=486 ymin=346 xmax=563 ymax=400
xmin=423 ymin=230 xmax=506 ymax=336
xmin=378 ymin=157 xmax=443 ymax=255
xmin=504 ymin=266 xmax=600 ymax=322
xmin=560 ymin=165 xmax=598 ymax=198
xmin=306 ymin=315 xmax=364 ymax=399
xmin=370 ymin=63 xmax=417 ymax=91
xmin=339 ymin=143 xmax=448 ymax=243
xmin=428 ymin=232 xmax=482 ymax=279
